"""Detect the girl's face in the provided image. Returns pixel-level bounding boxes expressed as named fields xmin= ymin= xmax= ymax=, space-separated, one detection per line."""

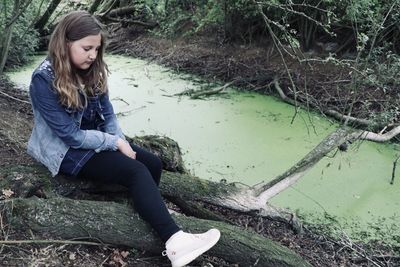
xmin=68 ymin=33 xmax=101 ymax=70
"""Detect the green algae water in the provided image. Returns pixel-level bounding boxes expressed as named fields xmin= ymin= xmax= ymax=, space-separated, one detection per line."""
xmin=7 ymin=54 xmax=400 ymax=244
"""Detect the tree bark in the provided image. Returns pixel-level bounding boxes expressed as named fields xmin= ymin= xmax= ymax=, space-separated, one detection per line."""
xmin=0 ymin=127 xmax=371 ymax=265
xmin=0 ymin=24 xmax=14 ymax=76
xmin=33 ymin=0 xmax=62 ymax=32
xmin=97 ymin=0 xmax=119 ymax=17
xmin=3 ymin=129 xmax=350 ymax=231
xmin=107 ymin=6 xmax=135 ymax=17
xmin=88 ymin=0 xmax=104 ymax=14
xmin=1 ymin=197 xmax=312 ymax=267
xmin=251 ymin=127 xmax=351 ymax=201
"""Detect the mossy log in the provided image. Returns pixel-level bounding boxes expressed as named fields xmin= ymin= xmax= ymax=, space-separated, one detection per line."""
xmin=1 ymin=197 xmax=312 ymax=267
xmin=0 ymin=131 xmax=357 ymax=266
xmin=3 ymin=130 xmax=353 ymax=229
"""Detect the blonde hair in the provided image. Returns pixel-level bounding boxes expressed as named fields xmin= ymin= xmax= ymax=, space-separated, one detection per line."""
xmin=48 ymin=11 xmax=108 ymax=109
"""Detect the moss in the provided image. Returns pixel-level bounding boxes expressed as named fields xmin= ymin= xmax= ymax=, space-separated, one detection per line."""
xmin=0 ymin=164 xmax=52 ymax=198
xmin=161 ymin=171 xmax=240 ymax=201
xmin=173 ymin=216 xmax=312 ymax=267
xmin=126 ymin=135 xmax=186 ymax=172
xmin=1 ymin=198 xmax=33 ymax=232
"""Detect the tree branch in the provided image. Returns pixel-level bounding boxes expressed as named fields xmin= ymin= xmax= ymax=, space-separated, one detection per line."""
xmin=251 ymin=127 xmax=351 ymax=201
xmin=251 ymin=125 xmax=400 ymax=203
xmin=0 ymin=89 xmax=30 ymax=104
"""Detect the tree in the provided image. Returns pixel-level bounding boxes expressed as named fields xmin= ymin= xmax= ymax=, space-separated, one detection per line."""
xmin=0 ymin=0 xmax=32 ymax=75
xmin=33 ymin=0 xmax=62 ymax=33
xmin=88 ymin=0 xmax=103 ymax=14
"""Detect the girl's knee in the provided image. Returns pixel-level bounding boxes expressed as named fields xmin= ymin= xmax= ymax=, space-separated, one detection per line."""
xmin=123 ymin=163 xmax=156 ymax=188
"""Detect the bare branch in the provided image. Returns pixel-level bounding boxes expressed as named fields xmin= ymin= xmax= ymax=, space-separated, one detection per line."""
xmin=0 ymin=89 xmax=30 ymax=104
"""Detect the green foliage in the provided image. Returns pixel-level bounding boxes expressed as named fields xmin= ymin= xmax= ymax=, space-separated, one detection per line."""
xmin=345 ymin=0 xmax=382 ymax=27
xmin=5 ymin=16 xmax=40 ymax=69
xmin=143 ymin=0 xmax=400 ymax=53
xmin=344 ymin=0 xmax=400 ymax=55
xmin=0 ymin=0 xmax=45 ymax=70
xmin=361 ymin=48 xmax=400 ymax=89
xmin=358 ymin=47 xmax=400 ymax=123
xmin=146 ymin=0 xmax=261 ymax=39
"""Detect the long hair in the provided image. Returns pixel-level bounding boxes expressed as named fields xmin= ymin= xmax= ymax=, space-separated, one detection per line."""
xmin=48 ymin=11 xmax=108 ymax=109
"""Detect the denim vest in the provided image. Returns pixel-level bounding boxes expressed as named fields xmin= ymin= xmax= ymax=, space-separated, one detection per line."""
xmin=27 ymin=58 xmax=125 ymax=176
xmin=59 ymin=95 xmax=100 ymax=176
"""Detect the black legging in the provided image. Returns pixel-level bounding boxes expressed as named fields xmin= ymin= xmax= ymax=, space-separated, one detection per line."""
xmin=77 ymin=144 xmax=180 ymax=242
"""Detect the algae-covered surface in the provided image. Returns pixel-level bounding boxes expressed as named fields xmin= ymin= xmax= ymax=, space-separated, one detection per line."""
xmin=7 ymin=54 xmax=400 ymax=244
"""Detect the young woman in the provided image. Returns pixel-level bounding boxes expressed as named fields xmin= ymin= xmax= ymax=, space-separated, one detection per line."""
xmin=27 ymin=10 xmax=220 ymax=267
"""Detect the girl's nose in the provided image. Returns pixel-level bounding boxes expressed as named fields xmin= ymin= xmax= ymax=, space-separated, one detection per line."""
xmin=89 ymin=51 xmax=96 ymax=60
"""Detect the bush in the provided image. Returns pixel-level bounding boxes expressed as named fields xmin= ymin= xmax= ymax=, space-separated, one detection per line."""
xmin=0 ymin=0 xmax=43 ymax=71
xmin=5 ymin=19 xmax=40 ymax=70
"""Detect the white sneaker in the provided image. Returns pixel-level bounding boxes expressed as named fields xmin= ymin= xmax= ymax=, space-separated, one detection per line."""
xmin=162 ymin=229 xmax=221 ymax=267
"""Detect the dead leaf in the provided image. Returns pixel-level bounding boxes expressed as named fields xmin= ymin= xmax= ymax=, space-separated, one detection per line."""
xmin=111 ymin=249 xmax=127 ymax=267
xmin=69 ymin=252 xmax=76 ymax=260
xmin=121 ymin=251 xmax=129 ymax=258
xmin=14 ymin=174 xmax=23 ymax=180
xmin=2 ymin=189 xmax=14 ymax=198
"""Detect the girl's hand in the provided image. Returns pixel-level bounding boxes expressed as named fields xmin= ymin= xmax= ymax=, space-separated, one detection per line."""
xmin=117 ymin=138 xmax=136 ymax=159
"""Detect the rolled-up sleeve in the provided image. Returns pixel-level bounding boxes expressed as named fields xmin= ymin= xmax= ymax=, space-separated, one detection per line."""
xmin=30 ymin=73 xmax=119 ymax=152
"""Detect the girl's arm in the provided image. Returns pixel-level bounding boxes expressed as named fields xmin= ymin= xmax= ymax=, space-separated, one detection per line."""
xmin=30 ymin=73 xmax=119 ymax=152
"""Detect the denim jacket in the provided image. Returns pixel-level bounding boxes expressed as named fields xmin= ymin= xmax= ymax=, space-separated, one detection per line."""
xmin=27 ymin=58 xmax=125 ymax=176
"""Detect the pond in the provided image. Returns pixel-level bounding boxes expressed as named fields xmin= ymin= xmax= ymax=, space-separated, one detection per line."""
xmin=7 ymin=54 xmax=400 ymax=244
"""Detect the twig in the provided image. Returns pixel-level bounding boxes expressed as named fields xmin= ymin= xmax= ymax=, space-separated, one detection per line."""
xmin=0 ymin=90 xmax=30 ymax=104
xmin=319 ymin=80 xmax=351 ymax=84
xmin=98 ymin=0 xmax=117 ymax=17
xmin=0 ymin=239 xmax=104 ymax=246
xmin=116 ymin=106 xmax=146 ymax=117
xmin=4 ymin=0 xmax=32 ymax=29
xmin=255 ymin=2 xmax=300 ymax=123
xmin=111 ymin=97 xmax=130 ymax=105
xmin=103 ymin=16 xmax=157 ymax=28
xmin=190 ymin=81 xmax=233 ymax=99
xmin=100 ymin=252 xmax=112 ymax=266
xmin=353 ymin=255 xmax=400 ymax=264
xmin=0 ymin=210 xmax=7 ymax=255
xmin=164 ymin=88 xmax=195 ymax=97
xmin=391 ymin=154 xmax=400 ymax=185
xmin=169 ymin=81 xmax=234 ymax=98
xmin=262 ymin=2 xmax=335 ymax=36
xmin=273 ymin=77 xmax=377 ymax=128
xmin=336 ymin=232 xmax=382 ymax=267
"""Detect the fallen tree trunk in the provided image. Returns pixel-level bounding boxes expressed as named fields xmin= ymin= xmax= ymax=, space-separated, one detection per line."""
xmin=0 ymin=129 xmax=356 ymax=231
xmin=1 ymin=197 xmax=312 ymax=267
xmin=0 ymin=125 xmax=382 ymax=265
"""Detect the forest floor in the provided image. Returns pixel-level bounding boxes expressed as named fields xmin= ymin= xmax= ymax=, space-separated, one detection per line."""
xmin=0 ymin=28 xmax=399 ymax=266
